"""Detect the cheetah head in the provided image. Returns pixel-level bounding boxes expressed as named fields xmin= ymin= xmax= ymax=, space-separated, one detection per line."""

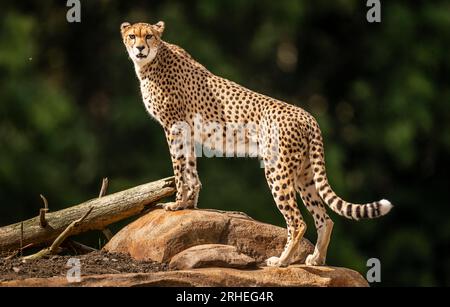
xmin=120 ymin=21 xmax=165 ymax=67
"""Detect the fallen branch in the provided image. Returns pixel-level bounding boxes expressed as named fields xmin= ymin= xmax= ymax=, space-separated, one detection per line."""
xmin=23 ymin=207 xmax=93 ymax=260
xmin=0 ymin=176 xmax=175 ymax=252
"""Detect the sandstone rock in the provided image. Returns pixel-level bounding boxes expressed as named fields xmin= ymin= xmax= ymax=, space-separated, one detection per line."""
xmin=103 ymin=208 xmax=314 ymax=264
xmin=168 ymin=244 xmax=257 ymax=270
xmin=0 ymin=265 xmax=369 ymax=287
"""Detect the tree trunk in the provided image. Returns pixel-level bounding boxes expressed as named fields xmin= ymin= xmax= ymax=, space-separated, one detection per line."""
xmin=0 ymin=177 xmax=175 ymax=252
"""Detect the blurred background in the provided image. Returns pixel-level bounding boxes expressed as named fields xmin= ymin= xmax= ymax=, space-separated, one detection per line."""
xmin=0 ymin=0 xmax=449 ymax=286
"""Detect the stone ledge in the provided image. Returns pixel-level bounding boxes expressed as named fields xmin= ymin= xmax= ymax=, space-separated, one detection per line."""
xmin=0 ymin=265 xmax=368 ymax=287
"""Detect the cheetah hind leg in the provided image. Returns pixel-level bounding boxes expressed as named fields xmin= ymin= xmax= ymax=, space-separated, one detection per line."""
xmin=296 ymin=163 xmax=334 ymax=266
xmin=264 ymin=168 xmax=307 ymax=267
xmin=266 ymin=223 xmax=306 ymax=267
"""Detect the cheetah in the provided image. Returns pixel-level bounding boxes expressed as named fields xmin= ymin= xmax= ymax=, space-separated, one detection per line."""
xmin=120 ymin=21 xmax=393 ymax=267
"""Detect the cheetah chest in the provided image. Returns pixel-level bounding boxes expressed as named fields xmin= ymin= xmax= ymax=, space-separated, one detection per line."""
xmin=139 ymin=80 xmax=164 ymax=123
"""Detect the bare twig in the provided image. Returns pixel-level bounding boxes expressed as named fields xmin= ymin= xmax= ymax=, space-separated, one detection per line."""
xmin=40 ymin=194 xmax=48 ymax=210
xmin=20 ymin=222 xmax=23 ymax=257
xmin=50 ymin=206 xmax=93 ymax=253
xmin=65 ymin=240 xmax=97 ymax=254
xmin=4 ymin=250 xmax=18 ymax=260
xmin=23 ymin=207 xmax=94 ymax=260
xmin=98 ymin=178 xmax=114 ymax=241
xmin=39 ymin=209 xmax=48 ymax=228
xmin=3 ymin=242 xmax=40 ymax=260
xmin=98 ymin=178 xmax=109 ymax=198
xmin=102 ymin=228 xmax=114 ymax=241
xmin=39 ymin=194 xmax=49 ymax=228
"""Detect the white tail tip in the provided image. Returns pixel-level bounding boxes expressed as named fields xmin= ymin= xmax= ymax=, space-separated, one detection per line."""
xmin=379 ymin=199 xmax=393 ymax=216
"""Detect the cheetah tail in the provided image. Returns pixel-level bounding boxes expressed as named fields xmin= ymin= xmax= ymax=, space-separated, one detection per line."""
xmin=308 ymin=124 xmax=393 ymax=220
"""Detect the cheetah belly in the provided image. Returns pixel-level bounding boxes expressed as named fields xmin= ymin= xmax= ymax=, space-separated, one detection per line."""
xmin=193 ymin=128 xmax=260 ymax=158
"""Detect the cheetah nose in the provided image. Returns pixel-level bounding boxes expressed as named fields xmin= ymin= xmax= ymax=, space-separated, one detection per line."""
xmin=136 ymin=46 xmax=145 ymax=51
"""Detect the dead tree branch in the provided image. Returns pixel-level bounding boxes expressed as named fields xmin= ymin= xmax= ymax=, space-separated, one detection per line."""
xmin=23 ymin=207 xmax=93 ymax=260
xmin=0 ymin=177 xmax=175 ymax=252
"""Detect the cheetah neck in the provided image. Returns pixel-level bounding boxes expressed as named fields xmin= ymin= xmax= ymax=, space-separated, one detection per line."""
xmin=134 ymin=42 xmax=213 ymax=123
xmin=134 ymin=55 xmax=160 ymax=80
xmin=135 ymin=42 xmax=207 ymax=80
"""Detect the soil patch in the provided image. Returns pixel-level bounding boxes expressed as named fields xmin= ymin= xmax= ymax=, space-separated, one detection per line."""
xmin=0 ymin=251 xmax=168 ymax=282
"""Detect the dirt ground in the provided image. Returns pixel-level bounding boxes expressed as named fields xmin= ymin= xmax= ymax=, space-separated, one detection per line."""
xmin=0 ymin=250 xmax=168 ymax=282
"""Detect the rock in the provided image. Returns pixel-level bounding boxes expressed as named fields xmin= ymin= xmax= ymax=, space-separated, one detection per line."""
xmin=0 ymin=266 xmax=369 ymax=287
xmin=168 ymin=244 xmax=257 ymax=270
xmin=103 ymin=208 xmax=314 ymax=264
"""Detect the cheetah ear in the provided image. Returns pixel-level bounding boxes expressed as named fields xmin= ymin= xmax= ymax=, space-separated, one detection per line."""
xmin=153 ymin=21 xmax=165 ymax=36
xmin=120 ymin=22 xmax=131 ymax=33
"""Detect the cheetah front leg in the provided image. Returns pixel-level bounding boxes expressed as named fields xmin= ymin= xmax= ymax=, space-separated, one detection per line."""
xmin=184 ymin=155 xmax=202 ymax=207
xmin=163 ymin=129 xmax=201 ymax=211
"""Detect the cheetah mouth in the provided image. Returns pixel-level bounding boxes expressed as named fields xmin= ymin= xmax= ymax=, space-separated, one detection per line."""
xmin=136 ymin=53 xmax=147 ymax=59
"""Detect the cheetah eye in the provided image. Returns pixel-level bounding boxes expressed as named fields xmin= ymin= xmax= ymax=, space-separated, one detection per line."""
xmin=129 ymin=34 xmax=135 ymax=39
xmin=145 ymin=34 xmax=153 ymax=40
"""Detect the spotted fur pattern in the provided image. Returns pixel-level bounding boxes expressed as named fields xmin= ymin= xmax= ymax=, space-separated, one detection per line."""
xmin=121 ymin=21 xmax=393 ymax=267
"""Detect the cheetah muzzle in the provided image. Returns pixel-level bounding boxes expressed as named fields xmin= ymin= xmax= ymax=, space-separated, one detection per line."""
xmin=120 ymin=21 xmax=393 ymax=268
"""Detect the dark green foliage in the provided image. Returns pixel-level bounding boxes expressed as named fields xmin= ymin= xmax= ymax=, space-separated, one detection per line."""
xmin=0 ymin=0 xmax=448 ymax=286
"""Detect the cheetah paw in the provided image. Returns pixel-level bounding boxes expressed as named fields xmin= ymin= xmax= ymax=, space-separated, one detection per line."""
xmin=266 ymin=256 xmax=288 ymax=268
xmin=162 ymin=201 xmax=192 ymax=211
xmin=305 ymin=254 xmax=325 ymax=266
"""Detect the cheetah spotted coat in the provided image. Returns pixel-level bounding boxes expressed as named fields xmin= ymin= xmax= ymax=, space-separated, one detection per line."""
xmin=120 ymin=21 xmax=392 ymax=267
